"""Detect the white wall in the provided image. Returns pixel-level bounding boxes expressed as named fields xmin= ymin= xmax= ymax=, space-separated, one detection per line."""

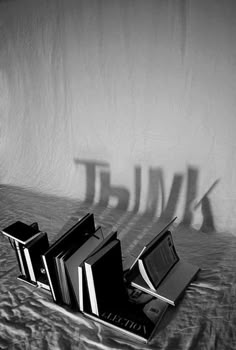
xmin=0 ymin=0 xmax=236 ymax=232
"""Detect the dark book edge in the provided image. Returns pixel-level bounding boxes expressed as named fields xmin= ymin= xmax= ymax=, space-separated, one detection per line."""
xmin=45 ymin=213 xmax=92 ymax=255
xmin=64 ymin=265 xmax=79 ymax=311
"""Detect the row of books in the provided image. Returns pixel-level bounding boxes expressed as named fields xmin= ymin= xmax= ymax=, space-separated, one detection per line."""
xmin=1 ymin=215 xmax=200 ymax=343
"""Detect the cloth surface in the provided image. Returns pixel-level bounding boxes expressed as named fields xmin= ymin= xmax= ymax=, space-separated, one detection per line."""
xmin=1 ymin=0 xmax=236 ymax=232
xmin=0 ymin=185 xmax=235 ymax=350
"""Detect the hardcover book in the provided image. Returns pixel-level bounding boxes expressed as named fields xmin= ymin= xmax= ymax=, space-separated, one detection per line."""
xmin=84 ymin=239 xmax=128 ymax=316
xmin=41 ymin=213 xmax=96 ymax=303
xmin=78 ymin=230 xmax=118 ymax=312
xmin=63 ymin=226 xmax=104 ymax=308
xmin=23 ymin=232 xmax=49 ymax=283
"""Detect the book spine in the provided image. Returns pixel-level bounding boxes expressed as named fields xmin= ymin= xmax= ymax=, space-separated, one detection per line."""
xmin=41 ymin=255 xmax=56 ymax=301
xmin=84 ymin=262 xmax=98 ymax=315
xmin=60 ymin=258 xmax=71 ymax=305
xmin=24 ymin=247 xmax=36 ymax=282
xmin=14 ymin=241 xmax=27 ymax=277
xmin=78 ymin=266 xmax=83 ymax=311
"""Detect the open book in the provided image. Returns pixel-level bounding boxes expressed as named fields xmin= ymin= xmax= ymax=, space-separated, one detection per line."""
xmin=125 ymin=218 xmax=200 ymax=305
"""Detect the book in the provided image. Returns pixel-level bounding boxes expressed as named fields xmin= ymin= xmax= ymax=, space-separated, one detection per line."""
xmin=1 ymin=221 xmax=41 ymax=244
xmin=130 ymin=259 xmax=200 ymax=305
xmin=42 ymin=213 xmax=95 ymax=303
xmin=84 ymin=239 xmax=128 ymax=316
xmin=78 ymin=230 xmax=118 ymax=312
xmin=128 ymin=217 xmax=177 ymax=272
xmin=63 ymin=226 xmax=104 ymax=308
xmin=84 ymin=285 xmax=168 ymax=343
xmin=23 ymin=232 xmax=49 ymax=283
xmin=125 ymin=221 xmax=200 ymax=306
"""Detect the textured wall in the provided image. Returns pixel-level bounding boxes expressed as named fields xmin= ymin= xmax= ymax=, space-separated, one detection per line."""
xmin=0 ymin=0 xmax=236 ymax=232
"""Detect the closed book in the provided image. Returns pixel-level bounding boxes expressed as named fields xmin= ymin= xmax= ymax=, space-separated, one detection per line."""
xmin=84 ymin=285 xmax=168 ymax=343
xmin=64 ymin=227 xmax=104 ymax=309
xmin=84 ymin=239 xmax=128 ymax=316
xmin=42 ymin=213 xmax=95 ymax=303
xmin=1 ymin=221 xmax=41 ymax=244
xmin=55 ymin=251 xmax=71 ymax=305
xmin=23 ymin=232 xmax=49 ymax=282
xmin=78 ymin=263 xmax=91 ymax=313
xmin=78 ymin=230 xmax=118 ymax=313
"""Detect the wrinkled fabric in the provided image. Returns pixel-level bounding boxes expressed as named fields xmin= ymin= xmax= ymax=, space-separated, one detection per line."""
xmin=0 ymin=185 xmax=235 ymax=349
xmin=1 ymin=0 xmax=236 ymax=232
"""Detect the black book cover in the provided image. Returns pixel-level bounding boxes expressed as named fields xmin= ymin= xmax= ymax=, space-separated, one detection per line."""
xmin=42 ymin=213 xmax=95 ymax=303
xmin=64 ymin=227 xmax=104 ymax=309
xmin=78 ymin=231 xmax=118 ymax=313
xmin=85 ymin=239 xmax=128 ymax=316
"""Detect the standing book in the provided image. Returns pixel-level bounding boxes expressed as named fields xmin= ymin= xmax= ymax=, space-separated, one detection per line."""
xmin=63 ymin=226 xmax=104 ymax=309
xmin=42 ymin=213 xmax=96 ymax=303
xmin=78 ymin=230 xmax=118 ymax=312
xmin=23 ymin=231 xmax=49 ymax=283
xmin=84 ymin=239 xmax=128 ymax=316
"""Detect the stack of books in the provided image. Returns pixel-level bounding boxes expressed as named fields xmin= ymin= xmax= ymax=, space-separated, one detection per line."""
xmin=40 ymin=213 xmax=169 ymax=342
xmin=1 ymin=214 xmax=200 ymax=343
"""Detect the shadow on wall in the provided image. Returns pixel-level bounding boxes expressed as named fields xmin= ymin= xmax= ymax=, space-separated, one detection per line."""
xmin=73 ymin=158 xmax=219 ymax=238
